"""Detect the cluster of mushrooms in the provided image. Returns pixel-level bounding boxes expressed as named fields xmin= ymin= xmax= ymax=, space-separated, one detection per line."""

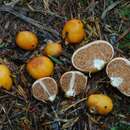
xmin=0 ymin=19 xmax=130 ymax=116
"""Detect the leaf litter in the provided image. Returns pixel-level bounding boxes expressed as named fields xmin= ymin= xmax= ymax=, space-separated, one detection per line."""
xmin=0 ymin=0 xmax=130 ymax=130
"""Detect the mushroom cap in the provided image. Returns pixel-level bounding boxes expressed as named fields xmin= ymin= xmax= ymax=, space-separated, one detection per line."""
xmin=0 ymin=64 xmax=12 ymax=90
xmin=60 ymin=71 xmax=88 ymax=97
xmin=106 ymin=57 xmax=130 ymax=96
xmin=87 ymin=94 xmax=113 ymax=115
xmin=72 ymin=40 xmax=114 ymax=73
xmin=62 ymin=19 xmax=85 ymax=44
xmin=26 ymin=56 xmax=54 ymax=79
xmin=44 ymin=40 xmax=63 ymax=56
xmin=16 ymin=31 xmax=38 ymax=50
xmin=32 ymin=77 xmax=58 ymax=102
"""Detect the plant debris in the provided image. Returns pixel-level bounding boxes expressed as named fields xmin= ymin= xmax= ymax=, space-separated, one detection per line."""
xmin=0 ymin=0 xmax=130 ymax=130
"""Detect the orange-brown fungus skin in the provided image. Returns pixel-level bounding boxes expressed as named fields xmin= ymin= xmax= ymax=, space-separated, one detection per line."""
xmin=44 ymin=41 xmax=63 ymax=56
xmin=87 ymin=94 xmax=113 ymax=115
xmin=62 ymin=19 xmax=85 ymax=44
xmin=16 ymin=31 xmax=38 ymax=50
xmin=26 ymin=56 xmax=54 ymax=79
xmin=0 ymin=64 xmax=12 ymax=90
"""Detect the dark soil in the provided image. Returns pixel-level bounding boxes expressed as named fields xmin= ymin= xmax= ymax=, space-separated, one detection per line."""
xmin=0 ymin=0 xmax=130 ymax=130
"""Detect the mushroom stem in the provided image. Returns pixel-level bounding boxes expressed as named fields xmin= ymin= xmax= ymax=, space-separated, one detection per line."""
xmin=66 ymin=72 xmax=76 ymax=97
xmin=110 ymin=77 xmax=123 ymax=88
xmin=93 ymin=59 xmax=105 ymax=70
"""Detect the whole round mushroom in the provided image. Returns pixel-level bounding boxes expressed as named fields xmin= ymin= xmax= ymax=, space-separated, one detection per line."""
xmin=0 ymin=64 xmax=12 ymax=90
xmin=62 ymin=19 xmax=86 ymax=44
xmin=87 ymin=94 xmax=113 ymax=115
xmin=16 ymin=31 xmax=38 ymax=50
xmin=26 ymin=56 xmax=54 ymax=79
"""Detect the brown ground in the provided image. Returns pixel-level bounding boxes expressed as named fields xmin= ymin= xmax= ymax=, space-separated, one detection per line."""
xmin=0 ymin=0 xmax=130 ymax=130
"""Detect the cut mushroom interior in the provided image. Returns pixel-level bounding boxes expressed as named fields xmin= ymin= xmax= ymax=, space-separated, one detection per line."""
xmin=32 ymin=77 xmax=58 ymax=102
xmin=60 ymin=71 xmax=88 ymax=97
xmin=106 ymin=57 xmax=130 ymax=96
xmin=72 ymin=40 xmax=114 ymax=73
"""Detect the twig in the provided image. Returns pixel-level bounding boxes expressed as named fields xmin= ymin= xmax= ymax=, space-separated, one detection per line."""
xmin=62 ymin=117 xmax=79 ymax=129
xmin=0 ymin=6 xmax=60 ymax=39
xmin=87 ymin=113 xmax=100 ymax=125
xmin=95 ymin=19 xmax=102 ymax=39
xmin=101 ymin=0 xmax=122 ymax=19
xmin=117 ymin=27 xmax=130 ymax=42
xmin=42 ymin=119 xmax=68 ymax=126
xmin=87 ymin=114 xmax=93 ymax=130
xmin=0 ymin=105 xmax=13 ymax=130
xmin=4 ymin=0 xmax=21 ymax=7
xmin=0 ymin=95 xmax=10 ymax=99
xmin=32 ymin=113 xmax=38 ymax=130
xmin=0 ymin=89 xmax=25 ymax=101
xmin=42 ymin=0 xmax=50 ymax=11
xmin=1 ymin=101 xmax=15 ymax=124
xmin=27 ymin=4 xmax=65 ymax=19
xmin=59 ymin=98 xmax=87 ymax=114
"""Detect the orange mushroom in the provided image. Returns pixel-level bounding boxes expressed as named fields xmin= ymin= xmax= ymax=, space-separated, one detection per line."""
xmin=16 ymin=31 xmax=38 ymax=50
xmin=87 ymin=94 xmax=113 ymax=115
xmin=26 ymin=56 xmax=54 ymax=79
xmin=0 ymin=64 xmax=12 ymax=90
xmin=62 ymin=19 xmax=85 ymax=44
xmin=44 ymin=40 xmax=63 ymax=57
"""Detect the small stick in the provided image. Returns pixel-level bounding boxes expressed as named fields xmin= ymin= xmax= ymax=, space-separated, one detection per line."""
xmin=101 ymin=0 xmax=122 ymax=19
xmin=50 ymin=105 xmax=61 ymax=128
xmin=60 ymin=98 xmax=87 ymax=114
xmin=117 ymin=27 xmax=130 ymax=42
xmin=0 ymin=6 xmax=60 ymax=39
xmin=0 ymin=105 xmax=13 ymax=130
xmin=4 ymin=0 xmax=21 ymax=7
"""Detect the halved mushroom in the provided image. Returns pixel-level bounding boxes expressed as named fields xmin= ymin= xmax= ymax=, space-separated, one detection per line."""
xmin=106 ymin=57 xmax=130 ymax=96
xmin=32 ymin=77 xmax=58 ymax=102
xmin=72 ymin=40 xmax=114 ymax=73
xmin=60 ymin=71 xmax=88 ymax=97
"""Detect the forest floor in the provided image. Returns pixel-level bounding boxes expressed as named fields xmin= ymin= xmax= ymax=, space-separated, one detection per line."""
xmin=0 ymin=0 xmax=130 ymax=130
